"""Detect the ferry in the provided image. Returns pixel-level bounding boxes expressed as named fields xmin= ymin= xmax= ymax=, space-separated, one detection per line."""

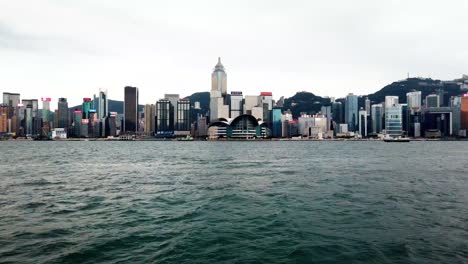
xmin=383 ymin=135 xmax=410 ymax=143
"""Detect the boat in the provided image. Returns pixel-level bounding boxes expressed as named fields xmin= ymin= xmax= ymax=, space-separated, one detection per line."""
xmin=383 ymin=135 xmax=410 ymax=143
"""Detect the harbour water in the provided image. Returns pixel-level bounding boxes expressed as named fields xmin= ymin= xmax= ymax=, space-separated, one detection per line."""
xmin=0 ymin=141 xmax=467 ymax=263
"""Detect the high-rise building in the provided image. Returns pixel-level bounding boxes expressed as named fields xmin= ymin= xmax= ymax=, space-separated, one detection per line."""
xmin=82 ymin=98 xmax=92 ymax=119
xmin=331 ymin=101 xmax=343 ymax=125
xmin=407 ymin=91 xmax=422 ymax=111
xmin=21 ymin=99 xmax=38 ymax=118
xmin=0 ymin=104 xmax=8 ymax=133
xmin=144 ymin=104 xmax=156 ymax=136
xmin=461 ymin=94 xmax=468 ymax=130
xmin=105 ymin=112 xmax=118 ymax=137
xmin=57 ymin=98 xmax=69 ymax=130
xmin=124 ymin=86 xmax=139 ymax=133
xmin=73 ymin=110 xmax=82 ymax=137
xmin=98 ymin=89 xmax=108 ymax=119
xmin=176 ymin=99 xmax=191 ymax=135
xmin=156 ymin=99 xmax=173 ymax=136
xmin=212 ymin=57 xmax=227 ymax=96
xmin=2 ymin=92 xmax=20 ymax=119
xmin=358 ymin=109 xmax=367 ymax=137
xmin=426 ymin=94 xmax=440 ymax=108
xmin=371 ymin=104 xmax=383 ymax=134
xmin=230 ymin=91 xmax=243 ymax=118
xmin=385 ymin=104 xmax=403 ymax=136
xmin=345 ymin=94 xmax=358 ymax=132
xmin=210 ymin=57 xmax=229 ymax=121
xmin=365 ymin=97 xmax=371 ymax=116
xmin=272 ymin=108 xmax=282 ymax=137
xmin=321 ymin=105 xmax=332 ymax=130
xmin=41 ymin=97 xmax=51 ymax=122
xmin=164 ymin=94 xmax=179 ymax=127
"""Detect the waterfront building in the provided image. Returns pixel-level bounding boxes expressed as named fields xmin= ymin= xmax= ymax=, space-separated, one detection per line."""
xmin=365 ymin=97 xmax=371 ymax=116
xmin=3 ymin=92 xmax=20 ymax=119
xmin=51 ymin=128 xmax=67 ymax=139
xmin=321 ymin=105 xmax=332 ymax=130
xmin=124 ymin=86 xmax=139 ymax=133
xmin=425 ymin=94 xmax=440 ymax=108
xmin=358 ymin=109 xmax=367 ymax=137
xmin=98 ymin=89 xmax=108 ymax=119
xmin=57 ymin=98 xmax=69 ymax=132
xmin=345 ymin=93 xmax=358 ymax=132
xmin=0 ymin=104 xmax=7 ymax=133
xmin=195 ymin=116 xmax=208 ymax=138
xmin=105 ymin=112 xmax=117 ymax=137
xmin=144 ymin=104 xmax=156 ymax=136
xmin=371 ymin=104 xmax=383 ymax=134
xmin=422 ymin=106 xmax=460 ymax=137
xmin=208 ymin=115 xmax=269 ymax=140
xmin=82 ymin=98 xmax=92 ymax=119
xmin=210 ymin=57 xmax=229 ymax=121
xmin=175 ymin=99 xmax=191 ymax=135
xmin=461 ymin=94 xmax=468 ymax=130
xmin=272 ymin=108 xmax=282 ymax=137
xmin=156 ymin=99 xmax=173 ymax=136
xmin=230 ymin=91 xmax=243 ymax=119
xmin=298 ymin=114 xmax=328 ymax=138
xmin=73 ymin=110 xmax=82 ymax=137
xmin=21 ymin=99 xmax=38 ymax=118
xmin=331 ymin=101 xmax=343 ymax=129
xmin=164 ymin=94 xmax=180 ymax=127
xmin=385 ymin=103 xmax=403 ymax=136
xmin=41 ymin=97 xmax=51 ymax=122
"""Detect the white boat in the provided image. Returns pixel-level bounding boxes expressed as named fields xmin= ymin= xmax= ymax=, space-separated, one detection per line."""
xmin=383 ymin=135 xmax=410 ymax=143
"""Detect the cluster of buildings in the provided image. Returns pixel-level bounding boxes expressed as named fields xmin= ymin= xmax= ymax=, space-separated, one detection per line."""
xmin=1 ymin=58 xmax=468 ymax=140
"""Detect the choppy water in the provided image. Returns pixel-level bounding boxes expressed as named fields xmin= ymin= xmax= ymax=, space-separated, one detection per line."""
xmin=0 ymin=141 xmax=467 ymax=264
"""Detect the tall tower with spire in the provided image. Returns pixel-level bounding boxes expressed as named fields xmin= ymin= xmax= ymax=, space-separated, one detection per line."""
xmin=211 ymin=57 xmax=227 ymax=96
xmin=210 ymin=57 xmax=229 ymax=121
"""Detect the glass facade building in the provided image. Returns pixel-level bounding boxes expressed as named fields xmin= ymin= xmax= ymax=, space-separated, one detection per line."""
xmin=57 ymin=98 xmax=69 ymax=130
xmin=272 ymin=108 xmax=282 ymax=137
xmin=176 ymin=100 xmax=191 ymax=131
xmin=385 ymin=104 xmax=403 ymax=136
xmin=371 ymin=104 xmax=383 ymax=134
xmin=156 ymin=99 xmax=173 ymax=136
xmin=345 ymin=94 xmax=358 ymax=132
xmin=124 ymin=86 xmax=139 ymax=133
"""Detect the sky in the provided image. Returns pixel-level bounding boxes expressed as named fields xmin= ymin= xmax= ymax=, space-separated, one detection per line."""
xmin=1 ymin=0 xmax=467 ymax=108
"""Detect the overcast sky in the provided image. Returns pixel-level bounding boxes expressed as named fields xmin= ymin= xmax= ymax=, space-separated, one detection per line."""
xmin=1 ymin=0 xmax=467 ymax=108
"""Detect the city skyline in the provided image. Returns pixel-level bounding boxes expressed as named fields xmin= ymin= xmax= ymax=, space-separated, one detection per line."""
xmin=2 ymin=0 xmax=468 ymax=107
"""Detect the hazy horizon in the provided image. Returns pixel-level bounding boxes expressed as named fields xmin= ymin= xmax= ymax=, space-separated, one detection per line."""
xmin=1 ymin=0 xmax=467 ymax=108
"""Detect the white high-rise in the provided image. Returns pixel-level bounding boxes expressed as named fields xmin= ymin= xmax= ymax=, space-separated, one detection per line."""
xmin=210 ymin=57 xmax=229 ymax=121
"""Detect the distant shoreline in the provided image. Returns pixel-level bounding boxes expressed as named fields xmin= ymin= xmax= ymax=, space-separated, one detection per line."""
xmin=2 ymin=138 xmax=467 ymax=142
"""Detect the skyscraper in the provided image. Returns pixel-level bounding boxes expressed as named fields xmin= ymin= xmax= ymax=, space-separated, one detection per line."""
xmin=2 ymin=92 xmax=20 ymax=119
xmin=210 ymin=57 xmax=229 ymax=121
xmin=461 ymin=94 xmax=468 ymax=130
xmin=212 ymin=57 xmax=227 ymax=96
xmin=98 ymin=89 xmax=108 ymax=119
xmin=365 ymin=97 xmax=371 ymax=116
xmin=57 ymin=98 xmax=69 ymax=130
xmin=164 ymin=94 xmax=180 ymax=127
xmin=272 ymin=108 xmax=282 ymax=137
xmin=156 ymin=99 xmax=173 ymax=136
xmin=385 ymin=104 xmax=403 ymax=136
xmin=331 ymin=101 xmax=343 ymax=124
xmin=371 ymin=104 xmax=383 ymax=134
xmin=144 ymin=104 xmax=156 ymax=136
xmin=124 ymin=86 xmax=139 ymax=133
xmin=82 ymin=98 xmax=92 ymax=119
xmin=345 ymin=93 xmax=358 ymax=132
xmin=358 ymin=108 xmax=367 ymax=137
xmin=41 ymin=97 xmax=51 ymax=122
xmin=0 ymin=104 xmax=8 ymax=133
xmin=176 ymin=99 xmax=191 ymax=134
xmin=73 ymin=110 xmax=82 ymax=137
